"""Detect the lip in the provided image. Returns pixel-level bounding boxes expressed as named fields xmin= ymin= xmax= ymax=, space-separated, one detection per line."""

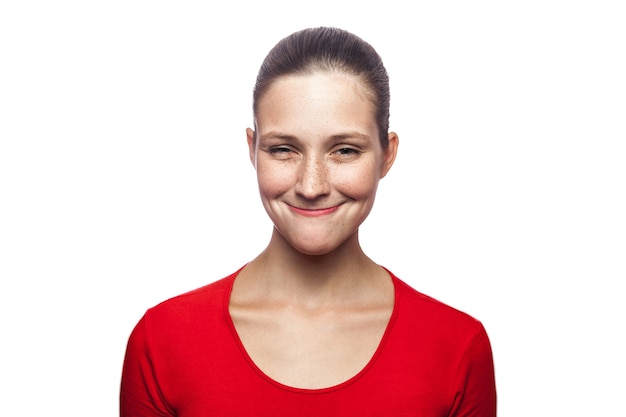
xmin=289 ymin=204 xmax=341 ymax=217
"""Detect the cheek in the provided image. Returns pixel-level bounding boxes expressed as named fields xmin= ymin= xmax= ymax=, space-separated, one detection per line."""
xmin=256 ymin=162 xmax=293 ymax=196
xmin=333 ymin=162 xmax=380 ymax=198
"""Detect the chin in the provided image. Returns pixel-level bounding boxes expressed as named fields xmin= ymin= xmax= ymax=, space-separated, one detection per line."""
xmin=295 ymin=246 xmax=337 ymax=257
xmin=287 ymin=234 xmax=353 ymax=257
xmin=273 ymin=225 xmax=357 ymax=256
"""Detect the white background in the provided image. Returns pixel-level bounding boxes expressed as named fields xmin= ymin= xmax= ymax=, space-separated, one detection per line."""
xmin=1 ymin=1 xmax=624 ymax=415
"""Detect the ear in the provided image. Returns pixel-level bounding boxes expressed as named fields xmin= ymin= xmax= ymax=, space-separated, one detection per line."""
xmin=380 ymin=132 xmax=399 ymax=178
xmin=246 ymin=127 xmax=256 ymax=168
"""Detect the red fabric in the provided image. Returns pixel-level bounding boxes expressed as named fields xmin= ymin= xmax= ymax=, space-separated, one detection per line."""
xmin=120 ymin=268 xmax=496 ymax=416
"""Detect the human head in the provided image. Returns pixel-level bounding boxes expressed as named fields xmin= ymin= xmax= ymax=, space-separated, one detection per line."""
xmin=252 ymin=27 xmax=391 ymax=149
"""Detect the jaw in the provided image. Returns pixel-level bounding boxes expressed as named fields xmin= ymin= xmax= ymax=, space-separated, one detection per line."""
xmin=268 ymin=225 xmax=363 ymax=259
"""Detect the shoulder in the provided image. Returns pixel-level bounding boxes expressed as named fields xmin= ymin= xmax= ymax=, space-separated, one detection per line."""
xmin=383 ymin=270 xmax=495 ymax=393
xmin=388 ymin=269 xmax=489 ymax=344
xmin=140 ymin=267 xmax=241 ymax=332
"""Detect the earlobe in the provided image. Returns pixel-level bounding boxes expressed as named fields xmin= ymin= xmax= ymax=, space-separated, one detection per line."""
xmin=246 ymin=128 xmax=256 ymax=168
xmin=380 ymin=132 xmax=399 ymax=178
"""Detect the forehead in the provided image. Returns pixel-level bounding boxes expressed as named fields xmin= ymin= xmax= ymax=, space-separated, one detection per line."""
xmin=255 ymin=72 xmax=377 ymax=128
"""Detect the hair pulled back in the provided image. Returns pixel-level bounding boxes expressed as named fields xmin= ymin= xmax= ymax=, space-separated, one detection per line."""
xmin=252 ymin=27 xmax=391 ymax=148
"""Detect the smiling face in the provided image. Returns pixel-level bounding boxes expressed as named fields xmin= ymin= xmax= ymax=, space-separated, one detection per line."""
xmin=248 ymin=72 xmax=398 ymax=256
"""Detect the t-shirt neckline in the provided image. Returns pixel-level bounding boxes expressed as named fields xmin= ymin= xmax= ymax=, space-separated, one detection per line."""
xmin=222 ymin=265 xmax=400 ymax=394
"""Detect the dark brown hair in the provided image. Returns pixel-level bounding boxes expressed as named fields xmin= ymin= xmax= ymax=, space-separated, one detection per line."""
xmin=252 ymin=27 xmax=391 ymax=148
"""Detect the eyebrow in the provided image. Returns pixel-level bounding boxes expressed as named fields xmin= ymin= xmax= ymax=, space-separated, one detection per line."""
xmin=259 ymin=131 xmax=371 ymax=142
xmin=329 ymin=132 xmax=371 ymax=141
xmin=258 ymin=132 xmax=297 ymax=142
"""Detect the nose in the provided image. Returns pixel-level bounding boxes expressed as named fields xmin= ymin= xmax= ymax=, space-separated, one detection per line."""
xmin=295 ymin=155 xmax=330 ymax=200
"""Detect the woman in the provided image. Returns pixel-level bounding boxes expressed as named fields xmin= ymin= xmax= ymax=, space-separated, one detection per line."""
xmin=120 ymin=27 xmax=496 ymax=416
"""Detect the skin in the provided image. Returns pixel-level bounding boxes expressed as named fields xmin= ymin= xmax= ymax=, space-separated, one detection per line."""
xmin=230 ymin=71 xmax=399 ymax=389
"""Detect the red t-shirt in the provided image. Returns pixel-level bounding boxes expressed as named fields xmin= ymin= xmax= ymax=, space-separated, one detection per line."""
xmin=120 ymin=268 xmax=496 ymax=416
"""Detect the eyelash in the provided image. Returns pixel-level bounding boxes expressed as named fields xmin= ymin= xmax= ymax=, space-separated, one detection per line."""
xmin=268 ymin=147 xmax=292 ymax=154
xmin=266 ymin=146 xmax=361 ymax=158
xmin=335 ymin=148 xmax=360 ymax=156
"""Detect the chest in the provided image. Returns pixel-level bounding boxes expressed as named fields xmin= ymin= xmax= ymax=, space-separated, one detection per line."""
xmin=155 ymin=295 xmax=462 ymax=417
xmin=229 ymin=305 xmax=392 ymax=389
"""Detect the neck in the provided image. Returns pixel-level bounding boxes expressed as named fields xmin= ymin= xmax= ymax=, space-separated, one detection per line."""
xmin=237 ymin=227 xmax=385 ymax=309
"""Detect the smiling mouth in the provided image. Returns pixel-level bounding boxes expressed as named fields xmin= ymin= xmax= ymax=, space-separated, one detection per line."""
xmin=289 ymin=205 xmax=341 ymax=217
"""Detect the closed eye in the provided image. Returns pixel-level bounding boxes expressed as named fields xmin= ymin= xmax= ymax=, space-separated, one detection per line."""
xmin=268 ymin=146 xmax=293 ymax=154
xmin=267 ymin=146 xmax=297 ymax=159
xmin=335 ymin=148 xmax=361 ymax=155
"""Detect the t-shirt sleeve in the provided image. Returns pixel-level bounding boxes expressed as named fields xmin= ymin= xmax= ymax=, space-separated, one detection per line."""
xmin=448 ymin=323 xmax=497 ymax=417
xmin=120 ymin=314 xmax=175 ymax=417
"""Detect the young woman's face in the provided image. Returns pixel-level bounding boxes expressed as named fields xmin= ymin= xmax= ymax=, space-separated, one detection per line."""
xmin=248 ymin=72 xmax=398 ymax=256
